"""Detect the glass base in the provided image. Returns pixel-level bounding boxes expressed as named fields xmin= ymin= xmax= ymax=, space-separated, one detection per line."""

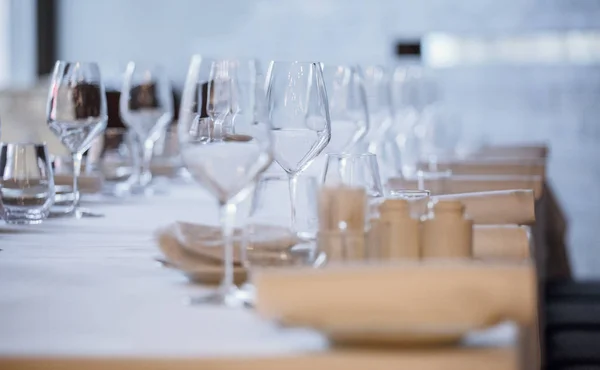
xmin=187 ymin=285 xmax=251 ymax=308
xmin=2 ymin=209 xmax=49 ymax=225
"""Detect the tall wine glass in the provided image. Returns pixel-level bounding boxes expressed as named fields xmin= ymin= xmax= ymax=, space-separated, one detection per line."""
xmin=320 ymin=64 xmax=368 ymax=154
xmin=358 ymin=65 xmax=400 ymax=182
xmin=119 ymin=63 xmax=174 ymax=191
xmin=178 ymin=57 xmax=273 ymax=306
xmin=265 ymin=61 xmax=331 ymax=233
xmin=46 ymin=61 xmax=107 ymax=218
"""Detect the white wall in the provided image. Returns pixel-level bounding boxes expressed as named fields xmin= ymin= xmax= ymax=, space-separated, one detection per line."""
xmin=0 ymin=0 xmax=36 ymax=88
xmin=55 ymin=0 xmax=600 ymax=278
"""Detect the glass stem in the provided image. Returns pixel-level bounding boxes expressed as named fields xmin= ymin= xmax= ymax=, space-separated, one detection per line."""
xmin=141 ymin=138 xmax=155 ymax=185
xmin=288 ymin=173 xmax=298 ymax=232
xmin=219 ymin=201 xmax=237 ymax=296
xmin=71 ymin=152 xmax=83 ymax=211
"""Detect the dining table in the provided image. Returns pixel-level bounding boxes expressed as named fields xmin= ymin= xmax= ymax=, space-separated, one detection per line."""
xmin=0 ymin=180 xmax=535 ymax=370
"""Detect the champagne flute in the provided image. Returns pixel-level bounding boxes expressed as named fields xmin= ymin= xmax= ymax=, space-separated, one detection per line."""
xmin=119 ymin=63 xmax=174 ymax=192
xmin=265 ymin=61 xmax=331 ymax=234
xmin=178 ymin=57 xmax=273 ymax=306
xmin=46 ymin=61 xmax=107 ymax=218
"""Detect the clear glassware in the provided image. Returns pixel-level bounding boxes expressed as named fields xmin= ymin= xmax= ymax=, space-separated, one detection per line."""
xmin=0 ymin=143 xmax=55 ymax=224
xmin=151 ymin=125 xmax=183 ymax=179
xmin=322 ymin=153 xmax=384 ymax=199
xmin=320 ymin=64 xmax=368 ymax=154
xmin=46 ymin=61 xmax=108 ymax=218
xmin=248 ymin=174 xmax=319 ymax=240
xmin=265 ymin=61 xmax=331 ymax=232
xmin=241 ymin=174 xmax=318 ymax=304
xmin=119 ymin=63 xmax=174 ymax=191
xmin=88 ymin=128 xmax=140 ymax=196
xmin=357 ymin=65 xmax=400 ymax=181
xmin=178 ymin=57 xmax=273 ymax=307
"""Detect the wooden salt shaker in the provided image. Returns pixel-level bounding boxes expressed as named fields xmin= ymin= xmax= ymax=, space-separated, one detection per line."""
xmin=422 ymin=199 xmax=473 ymax=258
xmin=378 ymin=199 xmax=420 ymax=260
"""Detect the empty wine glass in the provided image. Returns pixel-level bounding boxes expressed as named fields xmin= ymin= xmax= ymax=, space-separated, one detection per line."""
xmin=119 ymin=63 xmax=174 ymax=191
xmin=357 ymin=65 xmax=400 ymax=181
xmin=46 ymin=61 xmax=107 ymax=218
xmin=0 ymin=143 xmax=55 ymax=224
xmin=178 ymin=57 xmax=273 ymax=306
xmin=265 ymin=61 xmax=331 ymax=232
xmin=320 ymin=64 xmax=368 ymax=154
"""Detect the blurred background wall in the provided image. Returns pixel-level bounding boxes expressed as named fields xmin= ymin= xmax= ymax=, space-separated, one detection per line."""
xmin=1 ymin=0 xmax=600 ymax=277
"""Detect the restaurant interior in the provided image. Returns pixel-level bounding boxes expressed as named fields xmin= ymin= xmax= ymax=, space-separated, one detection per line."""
xmin=1 ymin=0 xmax=600 ymax=369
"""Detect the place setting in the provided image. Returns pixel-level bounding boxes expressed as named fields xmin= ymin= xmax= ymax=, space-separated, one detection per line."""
xmin=0 ymin=55 xmax=547 ymax=369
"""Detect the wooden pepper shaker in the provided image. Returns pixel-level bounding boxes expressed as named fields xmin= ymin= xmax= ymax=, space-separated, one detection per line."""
xmin=378 ymin=199 xmax=420 ymax=260
xmin=422 ymin=199 xmax=473 ymax=258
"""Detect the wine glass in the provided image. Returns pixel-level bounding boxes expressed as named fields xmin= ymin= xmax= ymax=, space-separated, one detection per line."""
xmin=320 ymin=64 xmax=368 ymax=154
xmin=178 ymin=57 xmax=273 ymax=306
xmin=358 ymin=65 xmax=401 ymax=182
xmin=119 ymin=63 xmax=174 ymax=191
xmin=46 ymin=61 xmax=107 ymax=218
xmin=265 ymin=61 xmax=331 ymax=233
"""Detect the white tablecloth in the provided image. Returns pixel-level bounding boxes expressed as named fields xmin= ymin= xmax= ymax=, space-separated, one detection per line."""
xmin=0 ymin=182 xmax=520 ymax=369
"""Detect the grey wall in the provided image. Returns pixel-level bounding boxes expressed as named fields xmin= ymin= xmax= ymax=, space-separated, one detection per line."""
xmin=57 ymin=0 xmax=600 ymax=278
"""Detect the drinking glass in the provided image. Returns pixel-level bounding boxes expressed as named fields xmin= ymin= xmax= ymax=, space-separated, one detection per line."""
xmin=357 ymin=65 xmax=400 ymax=181
xmin=320 ymin=64 xmax=368 ymax=154
xmin=88 ymin=128 xmax=140 ymax=196
xmin=119 ymin=63 xmax=174 ymax=191
xmin=322 ymin=153 xmax=384 ymax=199
xmin=248 ymin=174 xmax=319 ymax=240
xmin=265 ymin=61 xmax=331 ymax=232
xmin=46 ymin=61 xmax=107 ymax=218
xmin=0 ymin=143 xmax=55 ymax=224
xmin=178 ymin=57 xmax=273 ymax=306
xmin=241 ymin=174 xmax=318 ymax=304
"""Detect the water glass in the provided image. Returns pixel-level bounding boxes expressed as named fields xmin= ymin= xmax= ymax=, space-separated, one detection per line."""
xmin=247 ymin=174 xmax=319 ymax=240
xmin=0 ymin=143 xmax=55 ymax=224
xmin=322 ymin=153 xmax=384 ymax=199
xmin=91 ymin=128 xmax=140 ymax=196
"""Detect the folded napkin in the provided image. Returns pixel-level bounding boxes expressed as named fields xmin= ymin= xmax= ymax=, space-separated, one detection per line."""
xmin=173 ymin=221 xmax=301 ymax=264
xmin=435 ymin=190 xmax=536 ymax=225
xmin=389 ymin=175 xmax=543 ymax=199
xmin=155 ymin=227 xmax=247 ymax=285
xmin=54 ymin=174 xmax=104 ymax=194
